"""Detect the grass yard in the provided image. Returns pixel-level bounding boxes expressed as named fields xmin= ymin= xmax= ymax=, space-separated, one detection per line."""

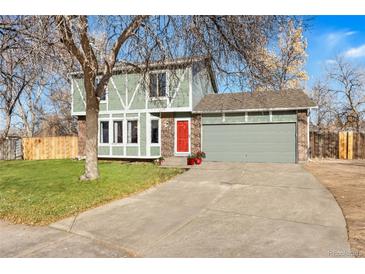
xmin=305 ymin=160 xmax=365 ymax=257
xmin=0 ymin=160 xmax=183 ymax=225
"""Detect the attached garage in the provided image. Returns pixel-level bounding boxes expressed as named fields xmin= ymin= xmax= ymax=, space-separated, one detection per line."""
xmin=194 ymin=90 xmax=317 ymax=163
xmin=202 ymin=123 xmax=296 ymax=163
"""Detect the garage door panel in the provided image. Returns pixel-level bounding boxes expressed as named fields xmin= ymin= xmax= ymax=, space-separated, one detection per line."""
xmin=202 ymin=123 xmax=296 ymax=163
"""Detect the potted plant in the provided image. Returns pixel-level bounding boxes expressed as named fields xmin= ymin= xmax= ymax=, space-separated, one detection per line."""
xmin=195 ymin=151 xmax=206 ymax=165
xmin=187 ymin=154 xmax=196 ymax=165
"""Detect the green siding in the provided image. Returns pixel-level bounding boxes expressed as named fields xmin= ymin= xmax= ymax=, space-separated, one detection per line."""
xmin=98 ymin=146 xmax=110 ymax=156
xmin=170 ymin=69 xmax=190 ymax=108
xmin=225 ymin=113 xmax=245 ymax=123
xmin=128 ymin=74 xmax=145 ymax=109
xmin=247 ymin=112 xmax=270 ymax=123
xmin=112 ymin=113 xmax=124 ymax=118
xmin=202 ymin=113 xmax=223 ymax=124
xmin=203 ymin=111 xmax=297 ymax=125
xmin=99 ymin=114 xmax=109 ymax=118
xmin=140 ymin=113 xmax=146 ymax=156
xmin=150 ymin=146 xmax=160 ymax=156
xmin=72 ymin=79 xmax=85 ymax=112
xmin=148 ymin=99 xmax=168 ymax=109
xmin=108 ymin=76 xmax=124 ymax=111
xmin=72 ymin=66 xmax=195 ymax=115
xmin=126 ymin=146 xmax=138 ymax=156
xmin=112 ymin=146 xmax=124 ymax=156
xmin=203 ymin=123 xmax=296 ymax=163
xmin=192 ymin=63 xmax=214 ymax=107
xmin=272 ymin=111 xmax=297 ymax=122
xmin=100 ymin=102 xmax=107 ymax=111
xmin=126 ymin=113 xmax=138 ymax=118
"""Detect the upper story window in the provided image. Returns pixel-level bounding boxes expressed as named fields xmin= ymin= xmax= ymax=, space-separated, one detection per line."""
xmin=149 ymin=72 xmax=167 ymax=98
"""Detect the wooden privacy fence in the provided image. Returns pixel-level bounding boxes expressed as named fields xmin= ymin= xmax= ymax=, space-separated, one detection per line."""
xmin=0 ymin=138 xmax=22 ymax=160
xmin=22 ymin=136 xmax=78 ymax=160
xmin=310 ymin=131 xmax=365 ymax=159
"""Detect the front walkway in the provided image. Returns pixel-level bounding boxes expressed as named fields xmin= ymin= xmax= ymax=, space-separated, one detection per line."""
xmin=0 ymin=163 xmax=351 ymax=257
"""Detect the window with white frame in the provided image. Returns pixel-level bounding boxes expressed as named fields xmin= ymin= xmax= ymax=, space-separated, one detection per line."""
xmin=151 ymin=119 xmax=159 ymax=144
xmin=99 ymin=121 xmax=109 ymax=144
xmin=149 ymin=72 xmax=167 ymax=98
xmin=127 ymin=120 xmax=138 ymax=144
xmin=113 ymin=121 xmax=123 ymax=144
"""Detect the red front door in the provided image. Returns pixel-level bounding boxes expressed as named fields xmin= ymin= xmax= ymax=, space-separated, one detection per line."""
xmin=176 ymin=120 xmax=189 ymax=153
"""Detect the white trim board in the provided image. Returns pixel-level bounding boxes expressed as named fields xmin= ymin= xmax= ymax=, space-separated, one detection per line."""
xmin=71 ymin=107 xmax=193 ymax=116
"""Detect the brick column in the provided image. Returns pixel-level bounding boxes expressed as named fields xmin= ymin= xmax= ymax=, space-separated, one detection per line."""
xmin=161 ymin=113 xmax=175 ymax=157
xmin=297 ymin=110 xmax=308 ymax=162
xmin=191 ymin=114 xmax=202 ymax=154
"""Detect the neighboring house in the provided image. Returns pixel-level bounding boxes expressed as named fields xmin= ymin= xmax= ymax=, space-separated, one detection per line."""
xmin=71 ymin=56 xmax=316 ymax=163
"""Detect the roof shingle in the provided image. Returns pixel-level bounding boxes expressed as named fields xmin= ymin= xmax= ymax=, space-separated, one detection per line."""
xmin=193 ymin=89 xmax=316 ymax=112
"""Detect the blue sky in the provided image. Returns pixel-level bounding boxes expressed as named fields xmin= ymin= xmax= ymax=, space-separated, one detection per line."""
xmin=305 ymin=15 xmax=365 ymax=88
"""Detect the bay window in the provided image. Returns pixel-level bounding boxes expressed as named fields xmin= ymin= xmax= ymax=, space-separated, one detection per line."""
xmin=151 ymin=119 xmax=159 ymax=144
xmin=113 ymin=121 xmax=123 ymax=144
xmin=127 ymin=120 xmax=138 ymax=144
xmin=99 ymin=121 xmax=109 ymax=144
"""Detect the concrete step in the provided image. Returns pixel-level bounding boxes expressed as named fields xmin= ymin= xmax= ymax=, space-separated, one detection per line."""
xmin=161 ymin=156 xmax=188 ymax=167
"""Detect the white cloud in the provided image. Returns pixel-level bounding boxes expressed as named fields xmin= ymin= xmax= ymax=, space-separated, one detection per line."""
xmin=325 ymin=30 xmax=357 ymax=48
xmin=344 ymin=44 xmax=365 ymax=58
xmin=345 ymin=31 xmax=357 ymax=36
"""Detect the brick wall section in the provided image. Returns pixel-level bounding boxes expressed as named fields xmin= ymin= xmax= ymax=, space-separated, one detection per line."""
xmin=77 ymin=116 xmax=86 ymax=157
xmin=191 ymin=114 xmax=202 ymax=154
xmin=297 ymin=110 xmax=308 ymax=162
xmin=161 ymin=112 xmax=175 ymax=157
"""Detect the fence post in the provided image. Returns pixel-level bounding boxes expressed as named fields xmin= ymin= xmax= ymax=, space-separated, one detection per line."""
xmin=339 ymin=131 xmax=348 ymax=159
xmin=347 ymin=131 xmax=353 ymax=160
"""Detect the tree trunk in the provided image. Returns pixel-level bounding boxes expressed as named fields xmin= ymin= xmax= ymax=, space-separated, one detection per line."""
xmin=81 ymin=94 xmax=100 ymax=180
xmin=1 ymin=113 xmax=12 ymax=140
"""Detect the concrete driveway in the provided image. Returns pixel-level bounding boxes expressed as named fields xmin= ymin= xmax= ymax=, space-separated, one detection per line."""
xmin=0 ymin=163 xmax=351 ymax=257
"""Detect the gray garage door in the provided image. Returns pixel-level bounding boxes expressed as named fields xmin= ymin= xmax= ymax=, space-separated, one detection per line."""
xmin=202 ymin=123 xmax=296 ymax=163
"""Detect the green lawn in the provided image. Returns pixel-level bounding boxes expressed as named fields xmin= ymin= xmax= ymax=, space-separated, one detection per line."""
xmin=0 ymin=160 xmax=183 ymax=225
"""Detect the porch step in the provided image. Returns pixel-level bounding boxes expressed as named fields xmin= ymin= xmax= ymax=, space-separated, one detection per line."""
xmin=162 ymin=156 xmax=188 ymax=167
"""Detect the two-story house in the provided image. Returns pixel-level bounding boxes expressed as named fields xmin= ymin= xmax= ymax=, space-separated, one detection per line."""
xmin=71 ymin=56 xmax=316 ymax=163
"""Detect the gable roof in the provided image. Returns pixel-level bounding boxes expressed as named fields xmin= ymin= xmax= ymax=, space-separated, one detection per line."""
xmin=193 ymin=89 xmax=317 ymax=113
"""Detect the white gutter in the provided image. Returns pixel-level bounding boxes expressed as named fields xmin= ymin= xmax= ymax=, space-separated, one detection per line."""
xmin=193 ymin=106 xmax=318 ymax=114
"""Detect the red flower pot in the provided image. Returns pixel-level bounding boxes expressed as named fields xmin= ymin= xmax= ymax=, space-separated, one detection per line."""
xmin=195 ymin=158 xmax=202 ymax=165
xmin=187 ymin=158 xmax=195 ymax=165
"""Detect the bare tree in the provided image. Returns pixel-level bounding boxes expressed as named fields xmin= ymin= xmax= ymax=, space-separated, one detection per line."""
xmin=0 ymin=51 xmax=33 ymax=139
xmin=49 ymin=15 xmax=297 ymax=180
xmin=0 ymin=18 xmax=42 ymax=140
xmin=328 ymin=57 xmax=365 ymax=132
xmin=1 ymin=16 xmax=76 ymax=139
xmin=309 ymin=79 xmax=336 ymax=131
xmin=46 ymin=86 xmax=77 ymax=136
xmin=16 ymin=84 xmax=45 ymax=137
